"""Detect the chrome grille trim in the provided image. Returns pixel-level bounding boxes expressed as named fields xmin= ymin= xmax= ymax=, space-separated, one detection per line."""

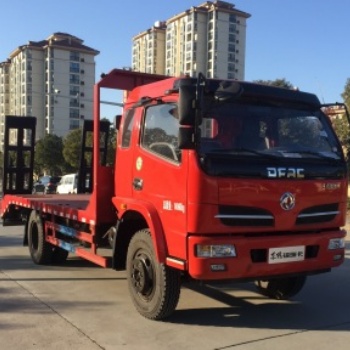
xmin=215 ymin=214 xmax=274 ymax=219
xmin=298 ymin=211 xmax=339 ymax=218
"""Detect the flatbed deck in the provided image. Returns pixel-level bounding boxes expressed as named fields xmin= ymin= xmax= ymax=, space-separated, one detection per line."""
xmin=1 ymin=194 xmax=94 ymax=224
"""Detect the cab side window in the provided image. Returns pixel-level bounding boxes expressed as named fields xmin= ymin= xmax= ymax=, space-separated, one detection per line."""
xmin=121 ymin=109 xmax=135 ymax=148
xmin=141 ymin=104 xmax=180 ymax=163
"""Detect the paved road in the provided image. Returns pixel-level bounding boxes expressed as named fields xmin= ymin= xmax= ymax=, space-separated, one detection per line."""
xmin=1 ymin=223 xmax=350 ymax=350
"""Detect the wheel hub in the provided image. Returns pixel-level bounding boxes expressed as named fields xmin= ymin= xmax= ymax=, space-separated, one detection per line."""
xmin=131 ymin=254 xmax=153 ymax=295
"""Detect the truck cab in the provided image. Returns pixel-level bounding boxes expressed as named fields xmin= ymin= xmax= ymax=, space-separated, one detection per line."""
xmin=112 ymin=74 xmax=347 ymax=318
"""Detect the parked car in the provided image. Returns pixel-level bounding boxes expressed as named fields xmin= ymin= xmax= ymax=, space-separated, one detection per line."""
xmin=56 ymin=173 xmax=78 ymax=194
xmin=32 ymin=175 xmax=61 ymax=194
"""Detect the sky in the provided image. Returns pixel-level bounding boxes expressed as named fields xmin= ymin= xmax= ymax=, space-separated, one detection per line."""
xmin=1 ymin=0 xmax=349 ymax=119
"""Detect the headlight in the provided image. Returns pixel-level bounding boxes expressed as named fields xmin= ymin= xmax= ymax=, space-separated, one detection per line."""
xmin=196 ymin=244 xmax=236 ymax=258
xmin=328 ymin=238 xmax=345 ymax=250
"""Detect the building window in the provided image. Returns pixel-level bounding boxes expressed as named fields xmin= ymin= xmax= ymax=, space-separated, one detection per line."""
xmin=70 ymin=98 xmax=79 ymax=107
xmin=229 ymin=34 xmax=236 ymax=42
xmin=228 ymin=44 xmax=235 ymax=52
xmin=70 ymin=86 xmax=79 ymax=96
xmin=70 ymin=62 xmax=80 ymax=73
xmin=70 ymin=74 xmax=80 ymax=84
xmin=228 ymin=53 xmax=235 ymax=61
xmin=229 ymin=24 xmax=236 ymax=33
xmin=229 ymin=14 xmax=236 ymax=23
xmin=70 ymin=51 xmax=80 ymax=61
xmin=228 ymin=64 xmax=234 ymax=73
xmin=69 ymin=119 xmax=80 ymax=130
xmin=70 ymin=108 xmax=80 ymax=118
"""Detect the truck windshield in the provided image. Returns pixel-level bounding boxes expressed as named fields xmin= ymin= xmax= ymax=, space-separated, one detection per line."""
xmin=198 ymin=102 xmax=342 ymax=161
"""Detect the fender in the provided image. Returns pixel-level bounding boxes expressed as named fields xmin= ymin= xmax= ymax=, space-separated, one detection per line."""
xmin=112 ymin=197 xmax=167 ymax=263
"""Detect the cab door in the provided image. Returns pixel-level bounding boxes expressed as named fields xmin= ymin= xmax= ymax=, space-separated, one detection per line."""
xmin=114 ymin=108 xmax=139 ymax=199
xmin=132 ymin=102 xmax=188 ymax=260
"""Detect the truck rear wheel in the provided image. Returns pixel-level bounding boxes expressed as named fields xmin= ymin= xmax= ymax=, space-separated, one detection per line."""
xmin=126 ymin=229 xmax=181 ymax=320
xmin=27 ymin=210 xmax=53 ymax=265
xmin=255 ymin=276 xmax=307 ymax=300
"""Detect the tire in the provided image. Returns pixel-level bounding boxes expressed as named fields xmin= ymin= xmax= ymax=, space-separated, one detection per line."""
xmin=255 ymin=276 xmax=307 ymax=300
xmin=126 ymin=229 xmax=181 ymax=320
xmin=27 ymin=210 xmax=53 ymax=265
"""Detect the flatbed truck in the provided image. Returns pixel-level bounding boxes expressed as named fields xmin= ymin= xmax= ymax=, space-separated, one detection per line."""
xmin=1 ymin=69 xmax=348 ymax=320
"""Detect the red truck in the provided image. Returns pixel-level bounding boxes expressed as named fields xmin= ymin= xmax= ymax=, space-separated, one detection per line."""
xmin=1 ymin=69 xmax=348 ymax=320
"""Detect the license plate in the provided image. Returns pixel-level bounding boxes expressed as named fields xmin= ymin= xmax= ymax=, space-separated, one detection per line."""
xmin=268 ymin=246 xmax=305 ymax=264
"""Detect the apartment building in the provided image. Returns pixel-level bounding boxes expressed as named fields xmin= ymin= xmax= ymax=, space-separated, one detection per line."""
xmin=0 ymin=32 xmax=99 ymax=151
xmin=132 ymin=21 xmax=166 ymax=75
xmin=0 ymin=60 xmax=10 ymax=149
xmin=132 ymin=1 xmax=250 ymax=80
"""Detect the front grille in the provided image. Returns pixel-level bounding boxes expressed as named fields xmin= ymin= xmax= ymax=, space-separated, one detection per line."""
xmin=216 ymin=205 xmax=274 ymax=227
xmin=296 ymin=203 xmax=339 ymax=225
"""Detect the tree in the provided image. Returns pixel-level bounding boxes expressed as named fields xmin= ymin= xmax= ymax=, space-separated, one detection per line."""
xmin=63 ymin=128 xmax=82 ymax=170
xmin=332 ymin=115 xmax=349 ymax=151
xmin=253 ymin=78 xmax=294 ymax=89
xmin=341 ymin=78 xmax=350 ymax=108
xmin=63 ymin=122 xmax=117 ymax=171
xmin=34 ymin=134 xmax=65 ymax=176
xmin=333 ymin=78 xmax=350 ymax=159
xmin=106 ymin=126 xmax=117 ymax=166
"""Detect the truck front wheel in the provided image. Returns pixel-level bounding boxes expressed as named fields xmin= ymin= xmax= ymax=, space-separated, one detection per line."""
xmin=255 ymin=276 xmax=307 ymax=300
xmin=126 ymin=229 xmax=181 ymax=320
xmin=27 ymin=210 xmax=53 ymax=265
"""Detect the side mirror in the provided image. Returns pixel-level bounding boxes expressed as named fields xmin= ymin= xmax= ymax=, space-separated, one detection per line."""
xmin=114 ymin=115 xmax=122 ymax=130
xmin=178 ymin=126 xmax=195 ymax=149
xmin=178 ymin=85 xmax=196 ymax=126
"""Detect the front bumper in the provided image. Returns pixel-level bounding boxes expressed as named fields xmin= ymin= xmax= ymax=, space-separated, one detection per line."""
xmin=187 ymin=229 xmax=346 ymax=280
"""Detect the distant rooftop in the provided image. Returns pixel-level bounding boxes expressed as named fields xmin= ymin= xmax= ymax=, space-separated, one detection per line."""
xmin=9 ymin=32 xmax=99 ymax=58
xmin=168 ymin=1 xmax=251 ymax=22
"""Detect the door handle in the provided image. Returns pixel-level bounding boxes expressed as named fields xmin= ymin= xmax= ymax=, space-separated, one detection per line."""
xmin=133 ymin=177 xmax=143 ymax=191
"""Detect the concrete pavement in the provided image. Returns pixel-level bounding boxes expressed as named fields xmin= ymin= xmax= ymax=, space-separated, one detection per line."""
xmin=1 ymin=222 xmax=350 ymax=350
